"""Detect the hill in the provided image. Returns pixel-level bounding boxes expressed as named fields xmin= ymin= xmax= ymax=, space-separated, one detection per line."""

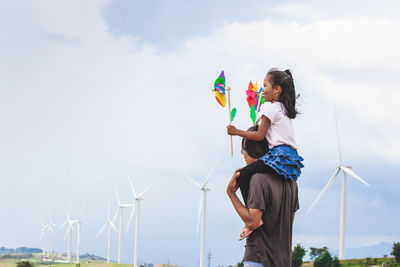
xmin=331 ymin=242 xmax=393 ymax=259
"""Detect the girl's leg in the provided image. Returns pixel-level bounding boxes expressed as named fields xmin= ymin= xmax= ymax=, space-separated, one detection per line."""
xmin=237 ymin=160 xmax=274 ymax=205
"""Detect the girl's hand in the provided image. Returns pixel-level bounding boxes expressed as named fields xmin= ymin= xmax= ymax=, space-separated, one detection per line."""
xmin=227 ymin=125 xmax=238 ymax=136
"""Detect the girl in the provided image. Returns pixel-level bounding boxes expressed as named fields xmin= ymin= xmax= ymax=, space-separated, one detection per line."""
xmin=227 ymin=68 xmax=304 ymax=240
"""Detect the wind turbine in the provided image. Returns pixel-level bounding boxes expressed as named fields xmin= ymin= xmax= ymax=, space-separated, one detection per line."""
xmin=185 ymin=158 xmax=219 ymax=267
xmin=60 ymin=210 xmax=75 ymax=262
xmin=74 ymin=205 xmax=84 ymax=264
xmin=114 ymin=185 xmax=133 ymax=264
xmin=307 ymin=108 xmax=369 ymax=260
xmin=41 ymin=213 xmax=56 ymax=258
xmin=96 ymin=199 xmax=118 ymax=263
xmin=126 ymin=175 xmax=148 ymax=267
xmin=39 ymin=217 xmax=49 ymax=257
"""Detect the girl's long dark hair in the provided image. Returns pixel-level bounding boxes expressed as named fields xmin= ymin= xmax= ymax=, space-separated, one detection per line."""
xmin=267 ymin=68 xmax=299 ymax=119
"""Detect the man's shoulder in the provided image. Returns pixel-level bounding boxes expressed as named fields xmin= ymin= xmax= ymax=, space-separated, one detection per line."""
xmin=250 ymin=172 xmax=280 ymax=183
xmin=250 ymin=173 xmax=298 ymax=189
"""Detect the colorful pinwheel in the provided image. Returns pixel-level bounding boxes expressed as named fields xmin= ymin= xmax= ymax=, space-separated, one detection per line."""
xmin=213 ymin=71 xmax=226 ymax=107
xmin=246 ymin=81 xmax=264 ymax=124
xmin=246 ymin=81 xmax=257 ymax=108
xmin=212 ymin=70 xmax=235 ymax=156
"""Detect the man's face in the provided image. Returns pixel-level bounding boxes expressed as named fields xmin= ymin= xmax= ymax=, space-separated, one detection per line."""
xmin=242 ymin=149 xmax=257 ymax=165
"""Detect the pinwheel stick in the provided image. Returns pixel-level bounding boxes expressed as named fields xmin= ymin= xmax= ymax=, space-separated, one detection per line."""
xmin=227 ymin=86 xmax=233 ymax=157
xmin=255 ymin=92 xmax=262 ymax=122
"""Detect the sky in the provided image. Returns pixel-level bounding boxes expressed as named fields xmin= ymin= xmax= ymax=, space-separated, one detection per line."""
xmin=0 ymin=0 xmax=400 ymax=266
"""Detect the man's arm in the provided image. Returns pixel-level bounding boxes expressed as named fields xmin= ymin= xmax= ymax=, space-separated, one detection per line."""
xmin=227 ymin=172 xmax=263 ymax=230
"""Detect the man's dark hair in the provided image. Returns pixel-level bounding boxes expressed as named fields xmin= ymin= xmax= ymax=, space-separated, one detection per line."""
xmin=241 ymin=125 xmax=269 ymax=158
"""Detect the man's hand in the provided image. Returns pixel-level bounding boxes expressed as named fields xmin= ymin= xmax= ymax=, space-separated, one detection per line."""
xmin=226 ymin=171 xmax=240 ymax=195
xmin=227 ymin=125 xmax=238 ymax=136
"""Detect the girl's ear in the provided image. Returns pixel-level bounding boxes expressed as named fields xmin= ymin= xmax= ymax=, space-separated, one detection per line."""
xmin=274 ymin=84 xmax=282 ymax=95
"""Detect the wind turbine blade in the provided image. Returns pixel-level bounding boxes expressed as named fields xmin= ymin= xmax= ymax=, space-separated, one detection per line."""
xmin=109 ymin=221 xmax=118 ymax=232
xmin=340 ymin=166 xmax=369 ymax=186
xmin=125 ymin=205 xmax=136 ymax=233
xmin=39 ymin=228 xmax=46 ymax=241
xmin=60 ymin=219 xmax=68 ymax=228
xmin=114 ymin=184 xmax=121 ymax=205
xmin=127 ymin=176 xmax=138 ymax=198
xmin=96 ymin=222 xmax=108 ymax=238
xmin=107 ymin=198 xmax=110 ymax=220
xmin=306 ymin=168 xmax=340 ymax=215
xmin=70 ymin=222 xmax=75 ymax=232
xmin=202 ymin=157 xmax=220 ymax=188
xmin=39 ymin=216 xmax=45 ymax=227
xmin=111 ymin=208 xmax=118 ymax=223
xmin=137 ymin=188 xmax=148 ymax=199
xmin=65 ymin=210 xmax=71 ymax=221
xmin=64 ymin=227 xmax=71 ymax=241
xmin=334 ymin=105 xmax=343 ymax=165
xmin=184 ymin=174 xmax=202 ymax=189
xmin=78 ymin=203 xmax=85 ymax=219
xmin=196 ymin=192 xmax=203 ymax=235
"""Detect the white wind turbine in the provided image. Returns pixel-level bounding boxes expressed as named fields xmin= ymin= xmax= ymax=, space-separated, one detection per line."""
xmin=96 ymin=199 xmax=118 ymax=263
xmin=39 ymin=217 xmax=49 ymax=256
xmin=114 ymin=185 xmax=133 ymax=264
xmin=60 ymin=210 xmax=75 ymax=262
xmin=75 ymin=219 xmax=83 ymax=264
xmin=66 ymin=205 xmax=84 ymax=264
xmin=185 ymin=158 xmax=219 ymax=267
xmin=39 ymin=213 xmax=56 ymax=257
xmin=307 ymin=108 xmax=369 ymax=260
xmin=126 ymin=175 xmax=148 ymax=267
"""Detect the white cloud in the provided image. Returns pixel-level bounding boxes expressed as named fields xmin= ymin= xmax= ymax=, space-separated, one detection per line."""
xmin=269 ymin=3 xmax=323 ymax=21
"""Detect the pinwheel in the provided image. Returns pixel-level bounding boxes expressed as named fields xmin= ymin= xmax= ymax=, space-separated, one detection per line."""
xmin=212 ymin=70 xmax=236 ymax=156
xmin=246 ymin=81 xmax=264 ymax=125
xmin=213 ymin=71 xmax=226 ymax=107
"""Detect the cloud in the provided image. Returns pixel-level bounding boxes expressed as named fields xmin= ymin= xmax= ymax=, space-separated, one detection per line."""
xmin=269 ymin=3 xmax=323 ymax=21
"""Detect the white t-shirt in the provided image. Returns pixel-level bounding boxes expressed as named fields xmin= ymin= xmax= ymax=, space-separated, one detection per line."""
xmin=258 ymin=102 xmax=298 ymax=150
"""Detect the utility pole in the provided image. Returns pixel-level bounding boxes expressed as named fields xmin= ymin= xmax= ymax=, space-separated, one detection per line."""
xmin=207 ymin=251 xmax=212 ymax=267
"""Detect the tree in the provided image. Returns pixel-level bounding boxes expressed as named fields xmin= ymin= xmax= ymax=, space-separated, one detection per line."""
xmin=16 ymin=261 xmax=34 ymax=267
xmin=392 ymin=242 xmax=400 ymax=263
xmin=292 ymin=243 xmax=307 ymax=267
xmin=310 ymin=247 xmax=333 ymax=267
xmin=236 ymin=261 xmax=244 ymax=267
xmin=332 ymin=255 xmax=340 ymax=267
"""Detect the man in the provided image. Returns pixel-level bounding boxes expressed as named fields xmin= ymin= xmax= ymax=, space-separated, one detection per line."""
xmin=227 ymin=125 xmax=299 ymax=267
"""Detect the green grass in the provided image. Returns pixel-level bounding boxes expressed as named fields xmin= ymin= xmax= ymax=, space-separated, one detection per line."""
xmin=303 ymin=257 xmax=398 ymax=266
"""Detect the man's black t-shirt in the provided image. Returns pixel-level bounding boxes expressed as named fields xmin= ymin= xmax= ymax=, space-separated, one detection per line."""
xmin=243 ymin=173 xmax=299 ymax=267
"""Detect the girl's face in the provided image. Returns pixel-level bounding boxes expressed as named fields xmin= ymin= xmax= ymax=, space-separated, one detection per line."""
xmin=262 ymin=74 xmax=280 ymax=103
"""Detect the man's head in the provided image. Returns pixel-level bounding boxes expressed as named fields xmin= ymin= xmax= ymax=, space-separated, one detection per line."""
xmin=241 ymin=125 xmax=269 ymax=165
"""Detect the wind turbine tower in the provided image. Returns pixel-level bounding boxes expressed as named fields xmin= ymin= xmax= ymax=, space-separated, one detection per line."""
xmin=114 ymin=185 xmax=133 ymax=264
xmin=66 ymin=205 xmax=84 ymax=264
xmin=307 ymin=108 xmax=369 ymax=260
xmin=39 ymin=217 xmax=49 ymax=257
xmin=97 ymin=199 xmax=118 ymax=263
xmin=126 ymin=175 xmax=148 ymax=267
xmin=185 ymin=158 xmax=219 ymax=267
xmin=61 ymin=210 xmax=75 ymax=262
xmin=75 ymin=219 xmax=83 ymax=264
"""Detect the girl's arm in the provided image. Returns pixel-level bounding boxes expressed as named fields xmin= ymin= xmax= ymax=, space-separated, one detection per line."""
xmin=227 ymin=115 xmax=270 ymax=141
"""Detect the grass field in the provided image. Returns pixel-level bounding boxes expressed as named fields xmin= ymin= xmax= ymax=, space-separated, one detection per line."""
xmin=302 ymin=256 xmax=398 ymax=266
xmin=1 ymin=255 xmax=397 ymax=267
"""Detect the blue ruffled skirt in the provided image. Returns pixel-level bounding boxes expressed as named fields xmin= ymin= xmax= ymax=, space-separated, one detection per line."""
xmin=259 ymin=144 xmax=304 ymax=181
